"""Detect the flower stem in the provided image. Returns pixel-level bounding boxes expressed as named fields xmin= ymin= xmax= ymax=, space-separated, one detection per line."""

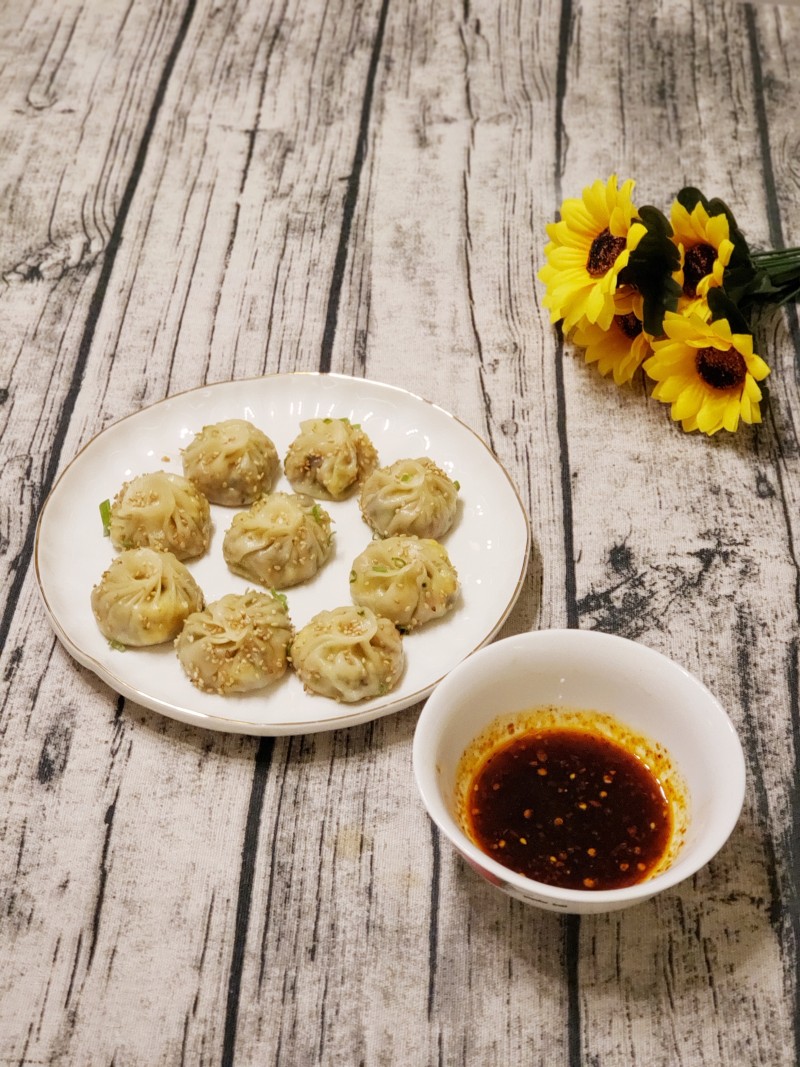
xmin=749 ymin=247 xmax=800 ymax=306
xmin=752 ymin=247 xmax=800 ymax=285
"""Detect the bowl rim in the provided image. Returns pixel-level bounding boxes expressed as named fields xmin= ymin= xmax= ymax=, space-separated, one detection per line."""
xmin=412 ymin=628 xmax=747 ymax=907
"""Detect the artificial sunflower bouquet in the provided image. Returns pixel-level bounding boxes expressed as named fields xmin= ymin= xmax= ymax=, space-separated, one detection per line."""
xmin=538 ymin=176 xmax=800 ymax=435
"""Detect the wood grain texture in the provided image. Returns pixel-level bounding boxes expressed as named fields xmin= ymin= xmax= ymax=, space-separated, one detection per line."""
xmin=1 ymin=0 xmax=800 ymax=1063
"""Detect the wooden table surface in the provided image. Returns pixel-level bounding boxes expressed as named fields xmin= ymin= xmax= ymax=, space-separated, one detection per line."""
xmin=3 ymin=0 xmax=800 ymax=1063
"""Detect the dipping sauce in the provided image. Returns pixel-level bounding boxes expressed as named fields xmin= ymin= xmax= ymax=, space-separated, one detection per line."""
xmin=465 ymin=727 xmax=673 ymax=891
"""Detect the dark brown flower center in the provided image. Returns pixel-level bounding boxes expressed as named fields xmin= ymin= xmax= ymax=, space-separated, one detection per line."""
xmin=696 ymin=346 xmax=747 ymax=390
xmin=683 ymin=243 xmax=716 ymax=298
xmin=587 ymin=228 xmax=627 ymax=278
xmin=614 ymin=312 xmax=642 ymax=339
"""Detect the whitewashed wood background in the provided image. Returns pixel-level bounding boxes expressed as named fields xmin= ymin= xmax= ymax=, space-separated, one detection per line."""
xmin=2 ymin=0 xmax=799 ymax=1063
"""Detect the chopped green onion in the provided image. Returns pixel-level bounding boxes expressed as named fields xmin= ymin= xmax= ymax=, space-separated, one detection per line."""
xmin=108 ymin=638 xmax=127 ymax=652
xmin=349 ymin=570 xmax=357 ymax=583
xmin=271 ymin=590 xmax=288 ymax=608
xmin=311 ymin=504 xmax=324 ymax=523
xmin=392 ymin=557 xmax=406 ymax=568
xmin=99 ymin=499 xmax=111 ymax=536
xmin=399 ymin=473 xmax=411 ymax=482
xmin=323 ymin=417 xmax=333 ymax=424
xmin=453 ymin=480 xmax=460 ymax=491
xmin=373 ymin=565 xmax=388 ymax=573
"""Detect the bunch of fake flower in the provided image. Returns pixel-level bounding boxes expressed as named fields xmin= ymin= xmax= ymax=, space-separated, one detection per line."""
xmin=537 ymin=176 xmax=800 ymax=435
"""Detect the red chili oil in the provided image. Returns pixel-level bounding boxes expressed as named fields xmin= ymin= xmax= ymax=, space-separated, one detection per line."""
xmin=465 ymin=728 xmax=672 ymax=891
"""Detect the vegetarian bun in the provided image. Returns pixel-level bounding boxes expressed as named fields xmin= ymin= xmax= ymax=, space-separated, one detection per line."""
xmin=290 ymin=606 xmax=404 ymax=702
xmin=222 ymin=492 xmax=333 ymax=589
xmin=91 ymin=548 xmax=204 ymax=647
xmin=284 ymin=417 xmax=378 ymax=500
xmin=175 ymin=590 xmax=294 ymax=694
xmin=350 ymin=535 xmax=459 ymax=631
xmin=359 ymin=457 xmax=459 ymax=539
xmin=109 ymin=471 xmax=211 ymax=560
xmin=181 ymin=419 xmax=280 ymax=505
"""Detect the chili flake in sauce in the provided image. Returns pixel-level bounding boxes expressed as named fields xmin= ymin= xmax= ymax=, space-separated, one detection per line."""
xmin=465 ymin=728 xmax=672 ymax=890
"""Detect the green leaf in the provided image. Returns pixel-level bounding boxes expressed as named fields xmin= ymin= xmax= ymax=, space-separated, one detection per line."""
xmin=706 ymin=289 xmax=751 ymax=334
xmin=772 ymin=281 xmax=800 ymax=307
xmin=675 ymin=186 xmax=705 ymax=215
xmin=619 ymin=205 xmax=681 ymax=336
xmin=99 ymin=499 xmax=111 ymax=536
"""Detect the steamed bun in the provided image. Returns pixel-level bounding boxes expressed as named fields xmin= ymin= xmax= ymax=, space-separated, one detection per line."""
xmin=359 ymin=457 xmax=459 ymax=539
xmin=175 ymin=590 xmax=294 ymax=694
xmin=284 ymin=418 xmax=378 ymax=500
xmin=222 ymin=492 xmax=333 ymax=589
xmin=290 ymin=606 xmax=404 ymax=702
xmin=182 ymin=419 xmax=279 ymax=505
xmin=350 ymin=535 xmax=459 ymax=631
xmin=91 ymin=548 xmax=204 ymax=647
xmin=109 ymin=471 xmax=211 ymax=560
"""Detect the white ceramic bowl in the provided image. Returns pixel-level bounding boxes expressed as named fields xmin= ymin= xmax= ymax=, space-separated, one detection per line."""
xmin=412 ymin=629 xmax=746 ymax=914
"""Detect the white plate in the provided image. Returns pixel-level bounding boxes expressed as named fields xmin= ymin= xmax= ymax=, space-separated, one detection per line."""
xmin=35 ymin=374 xmax=531 ymax=735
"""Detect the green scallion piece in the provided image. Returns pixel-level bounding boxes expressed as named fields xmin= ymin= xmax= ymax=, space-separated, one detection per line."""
xmin=99 ymin=499 xmax=111 ymax=536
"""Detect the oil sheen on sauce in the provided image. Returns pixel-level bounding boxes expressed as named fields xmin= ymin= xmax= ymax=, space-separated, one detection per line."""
xmin=465 ymin=727 xmax=673 ymax=891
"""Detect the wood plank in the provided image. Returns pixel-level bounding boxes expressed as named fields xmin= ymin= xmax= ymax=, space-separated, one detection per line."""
xmin=1 ymin=0 xmax=799 ymax=1062
xmin=550 ymin=1 xmax=800 ymax=1064
xmin=0 ymin=0 xmax=445 ymax=1063
xmin=232 ymin=0 xmax=578 ymax=1061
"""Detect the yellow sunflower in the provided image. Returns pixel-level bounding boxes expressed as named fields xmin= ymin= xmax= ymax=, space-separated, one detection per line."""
xmin=571 ymin=288 xmax=652 ymax=385
xmin=539 ymin=176 xmax=647 ymax=333
xmin=670 ymin=199 xmax=734 ymax=306
xmin=643 ymin=311 xmax=770 ymax=435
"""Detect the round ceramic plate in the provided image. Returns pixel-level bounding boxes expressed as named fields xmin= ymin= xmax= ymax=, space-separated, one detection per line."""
xmin=35 ymin=373 xmax=531 ymax=735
